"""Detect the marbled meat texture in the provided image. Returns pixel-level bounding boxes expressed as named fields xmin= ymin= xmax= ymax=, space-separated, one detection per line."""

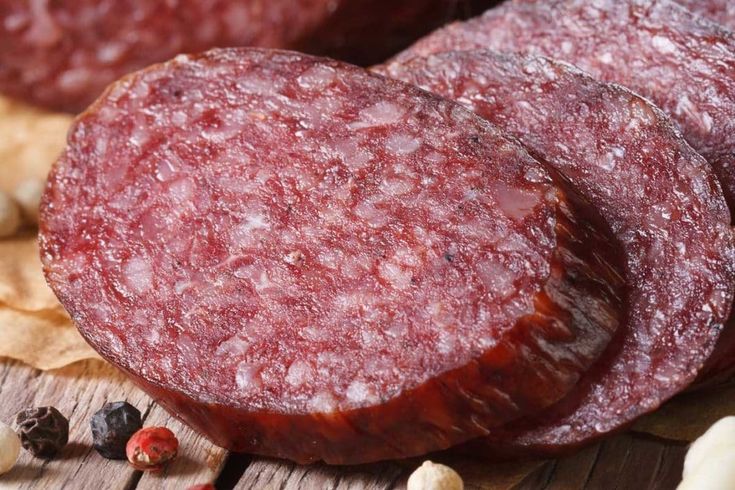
xmin=39 ymin=48 xmax=626 ymax=464
xmin=676 ymin=0 xmax=735 ymax=31
xmin=390 ymin=0 xmax=735 ymax=213
xmin=0 ymin=0 xmax=333 ymax=113
xmin=378 ymin=50 xmax=735 ymax=454
xmin=0 ymin=0 xmax=493 ymax=112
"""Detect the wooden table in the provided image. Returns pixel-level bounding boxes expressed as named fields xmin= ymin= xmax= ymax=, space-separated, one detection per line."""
xmin=0 ymin=359 xmax=688 ymax=489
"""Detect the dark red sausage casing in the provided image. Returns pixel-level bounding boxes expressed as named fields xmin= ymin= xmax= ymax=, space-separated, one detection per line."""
xmin=40 ymin=48 xmax=625 ymax=463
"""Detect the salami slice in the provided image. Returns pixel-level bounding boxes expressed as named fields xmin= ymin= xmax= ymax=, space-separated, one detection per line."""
xmin=39 ymin=48 xmax=626 ymax=464
xmin=676 ymin=0 xmax=735 ymax=30
xmin=0 ymin=0 xmax=336 ymax=113
xmin=378 ymin=50 xmax=735 ymax=453
xmin=390 ymin=0 xmax=735 ymax=213
xmin=0 ymin=0 xmax=499 ymax=113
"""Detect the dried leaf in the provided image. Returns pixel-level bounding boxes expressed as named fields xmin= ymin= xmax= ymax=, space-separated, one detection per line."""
xmin=633 ymin=382 xmax=735 ymax=442
xmin=0 ymin=232 xmax=59 ymax=311
xmin=0 ymin=307 xmax=100 ymax=370
xmin=0 ymin=96 xmax=71 ymax=194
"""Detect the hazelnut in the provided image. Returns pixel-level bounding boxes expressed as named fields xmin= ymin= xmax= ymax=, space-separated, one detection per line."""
xmin=407 ymin=460 xmax=463 ymax=490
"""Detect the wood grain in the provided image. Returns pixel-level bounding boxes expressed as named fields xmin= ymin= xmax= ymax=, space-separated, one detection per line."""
xmin=0 ymin=359 xmax=224 ymax=490
xmin=0 ymin=359 xmax=690 ymax=489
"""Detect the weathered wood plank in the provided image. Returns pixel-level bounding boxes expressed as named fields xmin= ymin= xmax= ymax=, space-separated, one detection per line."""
xmin=235 ymin=459 xmax=404 ymax=490
xmin=0 ymin=360 xmax=143 ymax=489
xmin=0 ymin=359 xmax=226 ymax=489
xmin=235 ymin=453 xmax=548 ymax=490
xmin=538 ymin=443 xmax=603 ymax=489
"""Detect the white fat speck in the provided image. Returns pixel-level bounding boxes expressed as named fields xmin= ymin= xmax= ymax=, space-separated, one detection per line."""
xmin=652 ymin=35 xmax=677 ymax=55
xmin=230 ymin=215 xmax=269 ymax=249
xmin=674 ymin=94 xmax=696 ymax=116
xmin=241 ymin=214 xmax=269 ymax=232
xmin=96 ymin=42 xmax=126 ymax=64
xmin=318 ymin=249 xmax=342 ymax=269
xmin=386 ymin=320 xmax=408 ymax=338
xmin=168 ymin=178 xmax=193 ymax=203
xmin=379 ymin=261 xmax=412 ymax=289
xmin=561 ymin=40 xmax=573 ymax=53
xmin=235 ymin=362 xmax=263 ymax=392
xmin=349 ymin=101 xmax=405 ymax=129
xmin=333 ymin=138 xmax=372 ymax=170
xmin=385 ymin=133 xmax=421 ymax=155
xmin=156 ymin=160 xmax=178 ymax=181
xmin=598 ymin=52 xmax=614 ymax=64
xmin=436 ymin=329 xmax=456 ymax=355
xmin=285 ymin=360 xmax=314 ymax=387
xmin=476 ymin=260 xmax=514 ymax=299
xmin=171 ymin=110 xmax=188 ymax=126
xmin=309 ymin=391 xmax=338 ymax=412
xmin=701 ymin=112 xmax=714 ymax=133
xmin=234 ymin=266 xmax=271 ymax=291
xmin=94 ymin=138 xmax=107 ymax=155
xmin=297 ymin=65 xmax=336 ymax=89
xmin=58 ymin=68 xmax=94 ymax=92
xmin=600 ymin=148 xmax=623 ymax=171
xmin=145 ymin=326 xmax=161 ymax=346
xmin=237 ymin=75 xmax=281 ymax=95
xmin=354 ymin=201 xmax=389 ymax=228
xmin=493 ymin=185 xmax=541 ymax=220
xmin=429 ymin=301 xmax=456 ymax=329
xmin=123 ymin=256 xmax=152 ymax=295
xmin=394 ymin=247 xmax=421 ymax=267
xmin=216 ymin=335 xmax=251 ymax=357
xmin=346 ymin=380 xmax=376 ymax=404
xmin=379 ymin=177 xmax=414 ymax=197
xmin=174 ymin=280 xmax=190 ymax=295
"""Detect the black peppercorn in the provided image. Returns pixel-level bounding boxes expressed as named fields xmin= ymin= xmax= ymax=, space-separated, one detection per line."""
xmin=14 ymin=406 xmax=69 ymax=458
xmin=91 ymin=401 xmax=142 ymax=459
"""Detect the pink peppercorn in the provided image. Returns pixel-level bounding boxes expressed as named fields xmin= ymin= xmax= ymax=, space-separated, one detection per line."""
xmin=125 ymin=427 xmax=179 ymax=471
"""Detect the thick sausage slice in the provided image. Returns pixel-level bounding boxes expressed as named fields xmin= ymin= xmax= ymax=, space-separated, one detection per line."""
xmin=0 ymin=0 xmax=490 ymax=112
xmin=390 ymin=0 xmax=735 ymax=212
xmin=379 ymin=50 xmax=735 ymax=454
xmin=40 ymin=48 xmax=625 ymax=463
xmin=0 ymin=0 xmax=336 ymax=113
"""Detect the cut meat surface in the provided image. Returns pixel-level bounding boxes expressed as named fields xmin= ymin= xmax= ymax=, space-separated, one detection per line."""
xmin=0 ymin=0 xmax=334 ymax=112
xmin=378 ymin=50 xmax=735 ymax=454
xmin=0 ymin=0 xmax=497 ymax=112
xmin=676 ymin=0 xmax=735 ymax=30
xmin=391 ymin=0 xmax=735 ymax=213
xmin=40 ymin=48 xmax=626 ymax=464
